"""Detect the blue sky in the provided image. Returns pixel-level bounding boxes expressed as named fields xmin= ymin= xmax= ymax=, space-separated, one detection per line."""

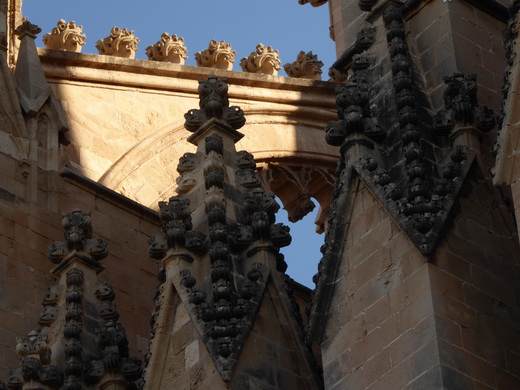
xmin=23 ymin=1 xmax=335 ymax=70
xmin=22 ymin=1 xmax=335 ymax=287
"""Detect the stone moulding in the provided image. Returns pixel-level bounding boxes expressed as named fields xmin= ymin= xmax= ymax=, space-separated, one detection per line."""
xmin=96 ymin=27 xmax=139 ymax=59
xmin=240 ymin=43 xmax=282 ymax=75
xmin=284 ymin=50 xmax=323 ymax=80
xmin=195 ymin=40 xmax=236 ymax=70
xmin=145 ymin=32 xmax=188 ymax=64
xmin=42 ymin=19 xmax=86 ymax=52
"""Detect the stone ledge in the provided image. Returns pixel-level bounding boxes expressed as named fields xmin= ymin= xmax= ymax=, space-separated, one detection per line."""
xmin=37 ymin=48 xmax=338 ymax=108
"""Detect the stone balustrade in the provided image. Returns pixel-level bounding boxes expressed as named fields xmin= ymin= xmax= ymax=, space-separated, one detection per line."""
xmin=40 ymin=20 xmax=328 ymax=79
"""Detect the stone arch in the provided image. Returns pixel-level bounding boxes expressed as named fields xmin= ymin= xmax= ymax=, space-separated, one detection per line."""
xmin=99 ymin=109 xmax=338 ymax=227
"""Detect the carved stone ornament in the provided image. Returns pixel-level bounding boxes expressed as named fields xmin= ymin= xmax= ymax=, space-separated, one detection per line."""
xmin=145 ymin=32 xmax=188 ymax=64
xmin=184 ymin=75 xmax=246 ymax=133
xmin=240 ymin=43 xmax=282 ymax=75
xmin=48 ymin=209 xmax=108 ymax=267
xmin=42 ymin=19 xmax=86 ymax=52
xmin=283 ymin=51 xmax=323 ymax=80
xmin=433 ymin=73 xmax=495 ymax=135
xmin=14 ymin=18 xmax=41 ymax=39
xmin=96 ymin=27 xmax=139 ymax=59
xmin=195 ymin=40 xmax=236 ymax=70
xmin=8 ymin=329 xmax=64 ymax=388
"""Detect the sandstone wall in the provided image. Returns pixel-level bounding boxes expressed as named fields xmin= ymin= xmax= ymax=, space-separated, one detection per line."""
xmin=0 ymin=151 xmax=160 ymax=379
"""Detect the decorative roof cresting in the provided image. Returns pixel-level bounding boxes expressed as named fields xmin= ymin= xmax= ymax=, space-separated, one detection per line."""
xmin=146 ymin=32 xmax=188 ymax=64
xmin=240 ymin=43 xmax=282 ymax=76
xmin=96 ymin=27 xmax=139 ymax=59
xmin=284 ymin=50 xmax=324 ymax=80
xmin=43 ymin=19 xmax=86 ymax=52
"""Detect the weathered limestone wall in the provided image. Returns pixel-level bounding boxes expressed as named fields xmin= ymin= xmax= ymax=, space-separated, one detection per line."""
xmin=321 ymin=170 xmax=520 ymax=389
xmin=328 ymin=0 xmax=366 ymax=57
xmin=429 ymin=168 xmax=520 ymax=388
xmin=406 ymin=0 xmax=506 ymax=113
xmin=321 ymin=178 xmax=436 ymax=389
xmin=0 ymin=151 xmax=159 ymax=379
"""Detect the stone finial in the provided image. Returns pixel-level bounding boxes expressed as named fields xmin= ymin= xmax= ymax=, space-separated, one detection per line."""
xmin=148 ymin=196 xmax=209 ymax=260
xmin=96 ymin=27 xmax=139 ymax=59
xmin=48 ymin=209 xmax=108 ymax=269
xmin=240 ymin=43 xmax=282 ymax=75
xmin=146 ymin=32 xmax=188 ymax=64
xmin=146 ymin=76 xmax=301 ymax=385
xmin=42 ymin=19 xmax=86 ymax=52
xmin=298 ymin=0 xmax=329 ymax=6
xmin=433 ymin=73 xmax=495 ymax=138
xmin=284 ymin=51 xmax=324 ymax=80
xmin=7 ymin=329 xmax=63 ymax=388
xmin=14 ymin=17 xmax=41 ymax=39
xmin=195 ymin=40 xmax=236 ymax=70
xmin=183 ymin=75 xmax=245 ymax=136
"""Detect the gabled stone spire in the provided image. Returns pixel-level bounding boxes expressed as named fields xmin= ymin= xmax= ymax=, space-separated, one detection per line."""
xmin=144 ymin=76 xmax=321 ymax=388
xmin=12 ymin=18 xmax=69 ymax=168
xmin=4 ymin=209 xmax=142 ymax=390
xmin=319 ymin=5 xmax=496 ymax=258
xmin=14 ymin=18 xmax=51 ymax=116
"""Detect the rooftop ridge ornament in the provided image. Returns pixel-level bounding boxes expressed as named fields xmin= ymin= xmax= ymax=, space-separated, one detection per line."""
xmin=240 ymin=43 xmax=282 ymax=75
xmin=195 ymin=40 xmax=236 ymax=70
xmin=96 ymin=27 xmax=139 ymax=59
xmin=284 ymin=50 xmax=324 ymax=80
xmin=145 ymin=32 xmax=188 ymax=64
xmin=14 ymin=17 xmax=41 ymax=39
xmin=48 ymin=209 xmax=108 ymax=273
xmin=42 ymin=19 xmax=86 ymax=52
xmin=433 ymin=73 xmax=495 ymax=137
xmin=184 ymin=75 xmax=245 ymax=143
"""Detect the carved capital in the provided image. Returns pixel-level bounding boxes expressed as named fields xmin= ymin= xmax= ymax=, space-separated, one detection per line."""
xmin=240 ymin=43 xmax=281 ymax=75
xmin=96 ymin=27 xmax=139 ymax=59
xmin=195 ymin=40 xmax=236 ymax=70
xmin=284 ymin=51 xmax=323 ymax=80
xmin=146 ymin=32 xmax=188 ymax=64
xmin=43 ymin=20 xmax=86 ymax=52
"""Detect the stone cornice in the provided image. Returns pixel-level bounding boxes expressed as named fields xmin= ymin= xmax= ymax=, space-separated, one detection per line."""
xmin=37 ymin=48 xmax=337 ymax=109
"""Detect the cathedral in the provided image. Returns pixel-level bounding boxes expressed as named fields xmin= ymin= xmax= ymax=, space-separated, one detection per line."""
xmin=1 ymin=0 xmax=520 ymax=388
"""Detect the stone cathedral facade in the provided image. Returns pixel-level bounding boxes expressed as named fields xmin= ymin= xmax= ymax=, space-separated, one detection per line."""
xmin=1 ymin=0 xmax=520 ymax=389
